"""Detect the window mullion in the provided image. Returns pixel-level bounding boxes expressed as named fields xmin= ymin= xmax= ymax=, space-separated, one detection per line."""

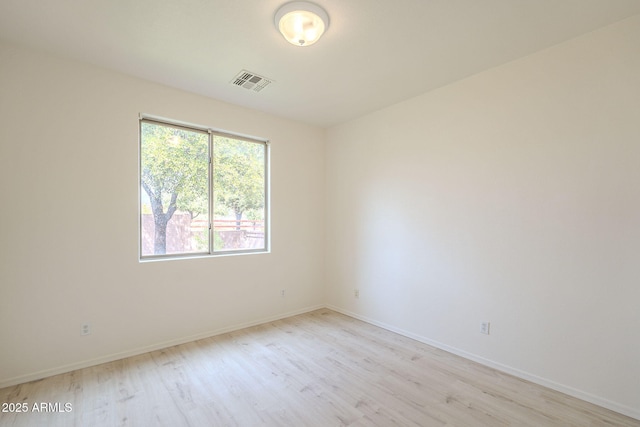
xmin=208 ymin=130 xmax=214 ymax=255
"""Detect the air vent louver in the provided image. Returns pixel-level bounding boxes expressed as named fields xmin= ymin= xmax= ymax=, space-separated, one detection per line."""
xmin=231 ymin=70 xmax=273 ymax=92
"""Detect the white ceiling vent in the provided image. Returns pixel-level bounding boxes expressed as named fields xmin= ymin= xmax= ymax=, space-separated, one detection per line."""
xmin=231 ymin=70 xmax=273 ymax=92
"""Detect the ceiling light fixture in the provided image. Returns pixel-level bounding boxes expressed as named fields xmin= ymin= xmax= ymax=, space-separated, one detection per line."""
xmin=274 ymin=1 xmax=329 ymax=47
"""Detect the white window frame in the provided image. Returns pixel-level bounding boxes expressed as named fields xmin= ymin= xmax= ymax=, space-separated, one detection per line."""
xmin=139 ymin=115 xmax=270 ymax=261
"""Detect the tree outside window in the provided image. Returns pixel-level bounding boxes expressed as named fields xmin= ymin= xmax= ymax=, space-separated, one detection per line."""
xmin=140 ymin=119 xmax=268 ymax=258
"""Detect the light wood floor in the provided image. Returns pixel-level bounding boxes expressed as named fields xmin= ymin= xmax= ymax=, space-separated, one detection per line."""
xmin=1 ymin=309 xmax=637 ymax=426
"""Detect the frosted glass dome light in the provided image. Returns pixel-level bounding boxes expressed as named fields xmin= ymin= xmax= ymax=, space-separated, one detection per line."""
xmin=275 ymin=2 xmax=329 ymax=47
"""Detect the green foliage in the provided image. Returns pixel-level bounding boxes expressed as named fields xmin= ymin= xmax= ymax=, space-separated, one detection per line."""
xmin=141 ymin=123 xmax=209 ymax=216
xmin=214 ymin=231 xmax=224 ymax=250
xmin=140 ymin=123 xmax=266 ymax=255
xmin=140 ymin=122 xmax=209 ymax=254
xmin=213 ymin=136 xmax=265 ymax=221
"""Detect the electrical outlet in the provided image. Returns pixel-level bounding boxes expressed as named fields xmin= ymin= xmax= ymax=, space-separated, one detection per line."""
xmin=480 ymin=322 xmax=490 ymax=335
xmin=81 ymin=323 xmax=91 ymax=336
xmin=281 ymin=289 xmax=286 ymax=297
xmin=354 ymin=289 xmax=360 ymax=298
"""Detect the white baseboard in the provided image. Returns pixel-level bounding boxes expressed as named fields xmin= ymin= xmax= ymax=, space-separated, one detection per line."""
xmin=0 ymin=304 xmax=325 ymax=389
xmin=326 ymin=304 xmax=640 ymax=422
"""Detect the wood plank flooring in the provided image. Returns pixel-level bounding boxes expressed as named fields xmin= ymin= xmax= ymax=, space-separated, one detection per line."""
xmin=1 ymin=309 xmax=638 ymax=426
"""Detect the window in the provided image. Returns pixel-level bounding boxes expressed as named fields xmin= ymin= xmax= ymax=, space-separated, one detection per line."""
xmin=139 ymin=117 xmax=268 ymax=259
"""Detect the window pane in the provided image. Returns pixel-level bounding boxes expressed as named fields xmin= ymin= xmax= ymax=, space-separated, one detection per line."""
xmin=213 ymin=136 xmax=266 ymax=252
xmin=140 ymin=121 xmax=209 ymax=256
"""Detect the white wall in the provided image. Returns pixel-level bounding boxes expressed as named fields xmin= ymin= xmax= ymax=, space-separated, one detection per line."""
xmin=325 ymin=16 xmax=640 ymax=418
xmin=0 ymin=42 xmax=325 ymax=386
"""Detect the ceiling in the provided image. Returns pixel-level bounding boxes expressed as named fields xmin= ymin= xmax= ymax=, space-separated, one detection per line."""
xmin=1 ymin=0 xmax=640 ymax=128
